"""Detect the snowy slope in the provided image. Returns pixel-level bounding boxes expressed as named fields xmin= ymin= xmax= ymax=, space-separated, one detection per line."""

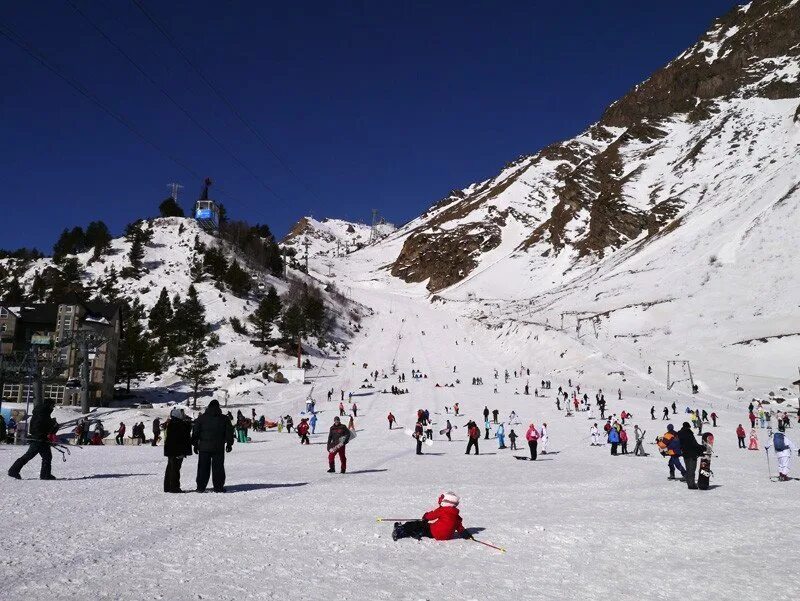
xmin=281 ymin=216 xmax=396 ymax=264
xmin=0 ymin=217 xmax=364 ymax=399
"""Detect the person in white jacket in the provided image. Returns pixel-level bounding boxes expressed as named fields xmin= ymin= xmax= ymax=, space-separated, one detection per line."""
xmin=590 ymin=423 xmax=600 ymax=446
xmin=772 ymin=431 xmax=797 ymax=481
xmin=540 ymin=423 xmax=549 ymax=454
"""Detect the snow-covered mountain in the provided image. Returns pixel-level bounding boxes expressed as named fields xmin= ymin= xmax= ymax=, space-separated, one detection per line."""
xmin=0 ymin=217 xmax=364 ymax=399
xmin=350 ymin=0 xmax=799 ymax=295
xmin=316 ymin=0 xmax=800 ymax=399
xmin=281 ymin=216 xmax=396 ymax=264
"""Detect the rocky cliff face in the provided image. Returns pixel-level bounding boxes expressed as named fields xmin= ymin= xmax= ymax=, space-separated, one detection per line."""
xmin=386 ymin=0 xmax=800 ymax=292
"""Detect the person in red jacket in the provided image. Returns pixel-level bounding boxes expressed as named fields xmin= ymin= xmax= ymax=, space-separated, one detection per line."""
xmin=736 ymin=424 xmax=746 ymax=449
xmin=387 ymin=412 xmax=396 ymax=430
xmin=297 ymin=418 xmax=310 ymax=445
xmin=392 ymin=492 xmax=470 ymax=541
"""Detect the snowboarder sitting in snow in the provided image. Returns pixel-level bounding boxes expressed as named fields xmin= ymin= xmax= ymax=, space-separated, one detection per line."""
xmin=392 ymin=492 xmax=470 ymax=541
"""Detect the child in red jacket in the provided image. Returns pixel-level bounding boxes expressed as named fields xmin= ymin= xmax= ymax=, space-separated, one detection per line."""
xmin=392 ymin=492 xmax=470 ymax=541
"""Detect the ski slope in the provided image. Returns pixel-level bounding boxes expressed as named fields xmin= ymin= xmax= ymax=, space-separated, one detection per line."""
xmin=2 ymin=280 xmax=797 ymax=601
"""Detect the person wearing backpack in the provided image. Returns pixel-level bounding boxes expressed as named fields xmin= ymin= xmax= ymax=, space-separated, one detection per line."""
xmin=678 ymin=422 xmax=705 ymax=489
xmin=772 ymin=431 xmax=798 ymax=481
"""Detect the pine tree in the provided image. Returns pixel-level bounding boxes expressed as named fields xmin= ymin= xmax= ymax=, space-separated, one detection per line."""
xmin=2 ymin=277 xmax=24 ymax=305
xmin=249 ymin=285 xmax=281 ymax=343
xmin=117 ymin=298 xmax=156 ymax=391
xmin=281 ymin=302 xmax=306 ymax=367
xmin=49 ymin=258 xmax=85 ymax=303
xmin=99 ymin=266 xmax=119 ymax=301
xmin=177 ymin=338 xmax=217 ymax=408
xmin=85 ymin=221 xmax=112 ymax=259
xmin=148 ymin=287 xmax=173 ymax=342
xmin=159 ymin=196 xmax=185 ymax=217
xmin=175 ymin=285 xmax=207 ymax=348
xmin=122 ymin=237 xmax=145 ymax=278
xmin=224 ymin=260 xmax=251 ymax=296
xmin=30 ymin=271 xmax=47 ymax=302
xmin=53 ymin=226 xmax=87 ymax=262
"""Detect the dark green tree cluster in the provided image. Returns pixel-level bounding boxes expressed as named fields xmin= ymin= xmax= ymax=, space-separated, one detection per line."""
xmin=158 ymin=196 xmax=185 ymax=218
xmin=147 ymin=285 xmax=209 ymax=365
xmin=248 ymin=285 xmax=282 ymax=344
xmin=0 ymin=248 xmax=43 ymax=261
xmin=48 ymin=257 xmax=86 ymax=303
xmin=53 ymin=221 xmax=112 ymax=262
xmin=280 ymin=281 xmax=328 ymax=366
xmin=121 ymin=221 xmax=152 ymax=278
xmin=197 ymin=245 xmax=252 ymax=297
xmin=117 ymin=298 xmax=159 ymax=391
xmin=219 ymin=220 xmax=283 ymax=276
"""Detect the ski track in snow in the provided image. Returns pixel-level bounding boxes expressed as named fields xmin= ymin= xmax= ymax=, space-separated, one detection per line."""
xmin=2 ymin=284 xmax=799 ymax=601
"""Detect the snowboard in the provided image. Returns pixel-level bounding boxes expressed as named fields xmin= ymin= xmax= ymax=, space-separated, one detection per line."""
xmin=439 ymin=426 xmax=457 ymax=435
xmin=405 ymin=428 xmax=434 ymax=447
xmin=698 ymin=433 xmax=714 ymax=490
xmin=329 ymin=429 xmax=356 ymax=454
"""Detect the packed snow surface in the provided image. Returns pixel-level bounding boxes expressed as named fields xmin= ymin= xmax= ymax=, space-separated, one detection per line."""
xmin=2 ymin=277 xmax=798 ymax=601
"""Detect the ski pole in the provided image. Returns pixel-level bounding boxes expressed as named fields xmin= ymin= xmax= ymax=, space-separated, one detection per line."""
xmin=765 ymin=446 xmax=772 ymax=480
xmin=470 ymin=537 xmax=506 ymax=553
xmin=376 ymin=518 xmax=419 ymax=523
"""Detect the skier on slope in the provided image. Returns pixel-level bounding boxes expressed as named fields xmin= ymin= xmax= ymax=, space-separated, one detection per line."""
xmin=525 ymin=423 xmax=540 ymax=460
xmin=657 ymin=424 xmax=686 ymax=481
xmin=297 ymin=418 xmax=310 ymax=445
xmin=327 ymin=416 xmax=351 ymax=474
xmin=465 ymin=421 xmax=480 ymax=455
xmin=496 ymin=423 xmax=506 ymax=449
xmin=444 ymin=419 xmax=453 ymax=442
xmin=770 ymin=431 xmax=798 ymax=481
xmin=414 ymin=420 xmax=425 ymax=455
xmin=736 ymin=424 xmax=746 ymax=449
xmin=590 ymin=423 xmax=600 ymax=446
xmin=539 ymin=423 xmax=549 ymax=455
xmin=391 ymin=492 xmax=470 ymax=542
xmin=509 ymin=428 xmax=518 ymax=450
xmin=388 ymin=412 xmax=396 ymax=430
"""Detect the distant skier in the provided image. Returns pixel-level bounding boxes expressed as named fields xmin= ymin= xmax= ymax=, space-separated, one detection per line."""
xmin=496 ymin=423 xmax=506 ymax=449
xmin=710 ymin=412 xmax=717 ymax=427
xmin=590 ymin=423 xmax=600 ymax=446
xmin=444 ymin=419 xmax=453 ymax=442
xmin=771 ymin=431 xmax=798 ymax=481
xmin=657 ymin=424 xmax=685 ymax=481
xmin=650 ymin=406 xmax=655 ymax=420
xmin=414 ymin=421 xmax=424 ymax=455
xmin=352 ymin=403 xmax=358 ymax=418
xmin=327 ymin=416 xmax=351 ymax=473
xmin=492 ymin=409 xmax=499 ymax=424
xmin=391 ymin=492 xmax=469 ymax=542
xmin=662 ymin=407 xmax=669 ymax=420
xmin=310 ymin=413 xmax=318 ymax=434
xmin=483 ymin=406 xmax=490 ymax=423
xmin=114 ymin=422 xmax=126 ymax=445
xmin=608 ymin=425 xmax=620 ymax=456
xmin=748 ymin=428 xmax=759 ymax=450
xmin=509 ymin=429 xmax=518 ymax=450
xmin=339 ymin=402 xmax=345 ymax=417
xmin=388 ymin=412 xmax=396 ymax=430
xmin=539 ymin=423 xmax=549 ymax=455
xmin=152 ymin=418 xmax=161 ymax=446
xmin=297 ymin=418 xmax=310 ymax=445
xmin=484 ymin=419 xmax=491 ymax=440
xmin=465 ymin=421 xmax=480 ymax=455
xmin=525 ymin=424 xmax=540 ymax=460
xmin=736 ymin=424 xmax=746 ymax=448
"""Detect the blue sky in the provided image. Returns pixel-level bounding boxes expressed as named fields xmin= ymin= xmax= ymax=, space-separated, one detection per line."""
xmin=0 ymin=0 xmax=739 ymax=252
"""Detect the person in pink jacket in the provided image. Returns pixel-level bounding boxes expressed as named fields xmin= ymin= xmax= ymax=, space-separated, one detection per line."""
xmin=525 ymin=424 xmax=540 ymax=461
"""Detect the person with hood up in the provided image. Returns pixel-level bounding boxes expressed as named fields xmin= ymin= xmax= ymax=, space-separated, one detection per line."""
xmin=496 ymin=423 xmax=506 ymax=449
xmin=8 ymin=400 xmax=58 ymax=480
xmin=191 ymin=399 xmax=234 ymax=493
xmin=748 ymin=428 xmax=759 ymax=450
xmin=327 ymin=416 xmax=351 ymax=473
xmin=297 ymin=418 xmax=310 ymax=445
xmin=607 ymin=424 xmax=620 ymax=455
xmin=391 ymin=492 xmax=469 ymax=541
xmin=525 ymin=423 xmax=540 ymax=460
xmin=677 ymin=422 xmax=705 ymax=489
xmin=164 ymin=408 xmax=192 ymax=493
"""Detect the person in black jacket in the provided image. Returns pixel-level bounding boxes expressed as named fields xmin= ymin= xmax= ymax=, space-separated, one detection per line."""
xmin=164 ymin=408 xmax=192 ymax=493
xmin=191 ymin=400 xmax=234 ymax=492
xmin=152 ymin=418 xmax=161 ymax=446
xmin=8 ymin=400 xmax=57 ymax=480
xmin=327 ymin=417 xmax=350 ymax=473
xmin=677 ymin=422 xmax=705 ymax=490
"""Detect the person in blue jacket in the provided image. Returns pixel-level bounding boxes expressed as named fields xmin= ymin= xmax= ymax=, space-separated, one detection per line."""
xmin=309 ymin=413 xmax=318 ymax=434
xmin=496 ymin=423 xmax=506 ymax=449
xmin=608 ymin=424 xmax=620 ymax=455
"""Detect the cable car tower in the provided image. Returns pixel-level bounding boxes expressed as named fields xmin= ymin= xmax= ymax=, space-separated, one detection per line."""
xmin=194 ymin=177 xmax=220 ymax=232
